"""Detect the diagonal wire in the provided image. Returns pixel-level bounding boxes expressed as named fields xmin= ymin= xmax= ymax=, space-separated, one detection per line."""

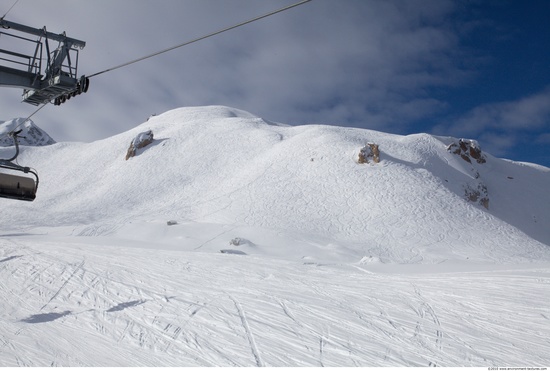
xmin=87 ymin=0 xmax=312 ymax=78
xmin=1 ymin=0 xmax=20 ymax=19
xmin=0 ymin=0 xmax=311 ymax=142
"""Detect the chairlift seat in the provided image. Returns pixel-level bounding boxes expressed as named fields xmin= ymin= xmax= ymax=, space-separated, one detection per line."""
xmin=0 ymin=172 xmax=37 ymax=201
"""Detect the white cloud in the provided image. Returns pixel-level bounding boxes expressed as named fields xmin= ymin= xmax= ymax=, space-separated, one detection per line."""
xmin=433 ymin=87 xmax=550 ymax=157
xmin=450 ymin=88 xmax=550 ymax=136
xmin=0 ymin=0 xmax=475 ymax=142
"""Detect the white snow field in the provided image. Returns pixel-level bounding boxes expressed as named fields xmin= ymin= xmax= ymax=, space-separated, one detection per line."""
xmin=1 ymin=106 xmax=549 ymax=366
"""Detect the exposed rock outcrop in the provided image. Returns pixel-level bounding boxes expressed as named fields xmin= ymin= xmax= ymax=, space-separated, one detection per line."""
xmin=446 ymin=139 xmax=490 ymax=209
xmin=358 ymin=142 xmax=380 ymax=164
xmin=229 ymin=237 xmax=255 ymax=247
xmin=464 ymin=182 xmax=489 ymax=210
xmin=447 ymin=139 xmax=486 ymax=164
xmin=125 ymin=130 xmax=154 ymax=160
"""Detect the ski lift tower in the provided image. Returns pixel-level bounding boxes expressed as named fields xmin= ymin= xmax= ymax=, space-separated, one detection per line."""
xmin=0 ymin=18 xmax=89 ymax=106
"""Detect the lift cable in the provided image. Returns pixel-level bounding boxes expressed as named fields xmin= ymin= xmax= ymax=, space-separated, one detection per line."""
xmin=87 ymin=0 xmax=312 ymax=78
xmin=1 ymin=0 xmax=20 ymax=19
xmin=1 ymin=0 xmax=312 ymax=141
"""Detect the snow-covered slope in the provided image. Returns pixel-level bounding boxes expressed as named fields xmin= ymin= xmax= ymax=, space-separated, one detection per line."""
xmin=3 ymin=106 xmax=549 ymax=264
xmin=1 ymin=106 xmax=549 ymax=366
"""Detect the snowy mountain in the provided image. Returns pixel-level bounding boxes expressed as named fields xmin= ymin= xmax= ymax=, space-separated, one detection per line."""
xmin=0 ymin=118 xmax=56 ymax=147
xmin=1 ymin=106 xmax=549 ymax=366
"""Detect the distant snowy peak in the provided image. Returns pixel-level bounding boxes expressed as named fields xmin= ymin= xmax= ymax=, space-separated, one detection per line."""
xmin=0 ymin=118 xmax=56 ymax=147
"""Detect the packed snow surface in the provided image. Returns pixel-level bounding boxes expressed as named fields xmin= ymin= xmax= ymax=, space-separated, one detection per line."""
xmin=1 ymin=106 xmax=549 ymax=366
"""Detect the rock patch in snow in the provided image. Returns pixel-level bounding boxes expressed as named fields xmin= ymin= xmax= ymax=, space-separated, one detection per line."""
xmin=358 ymin=142 xmax=380 ymax=164
xmin=220 ymin=249 xmax=247 ymax=255
xmin=125 ymin=130 xmax=154 ymax=160
xmin=229 ymin=237 xmax=257 ymax=250
xmin=464 ymin=182 xmax=490 ymax=209
xmin=447 ymin=139 xmax=486 ymax=164
xmin=446 ymin=139 xmax=490 ymax=209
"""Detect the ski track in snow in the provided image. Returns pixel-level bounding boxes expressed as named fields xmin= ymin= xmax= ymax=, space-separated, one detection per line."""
xmin=230 ymin=295 xmax=264 ymax=367
xmin=1 ymin=237 xmax=549 ymax=366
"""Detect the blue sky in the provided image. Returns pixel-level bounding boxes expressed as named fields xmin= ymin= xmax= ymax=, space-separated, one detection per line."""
xmin=1 ymin=0 xmax=549 ymax=167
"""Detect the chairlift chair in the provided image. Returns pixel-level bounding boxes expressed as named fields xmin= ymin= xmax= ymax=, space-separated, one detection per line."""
xmin=0 ymin=18 xmax=84 ymax=201
xmin=0 ymin=167 xmax=38 ymax=201
xmin=0 ymin=130 xmax=39 ymax=201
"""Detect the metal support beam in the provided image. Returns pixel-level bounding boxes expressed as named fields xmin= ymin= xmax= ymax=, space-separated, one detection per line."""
xmin=0 ymin=18 xmax=85 ymax=49
xmin=0 ymin=18 xmax=87 ymax=105
xmin=0 ymin=65 xmax=40 ymax=89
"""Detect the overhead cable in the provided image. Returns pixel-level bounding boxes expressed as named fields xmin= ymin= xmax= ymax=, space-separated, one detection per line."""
xmin=1 ymin=0 xmax=312 ymax=140
xmin=88 ymin=0 xmax=312 ymax=78
xmin=1 ymin=0 xmax=20 ymax=19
